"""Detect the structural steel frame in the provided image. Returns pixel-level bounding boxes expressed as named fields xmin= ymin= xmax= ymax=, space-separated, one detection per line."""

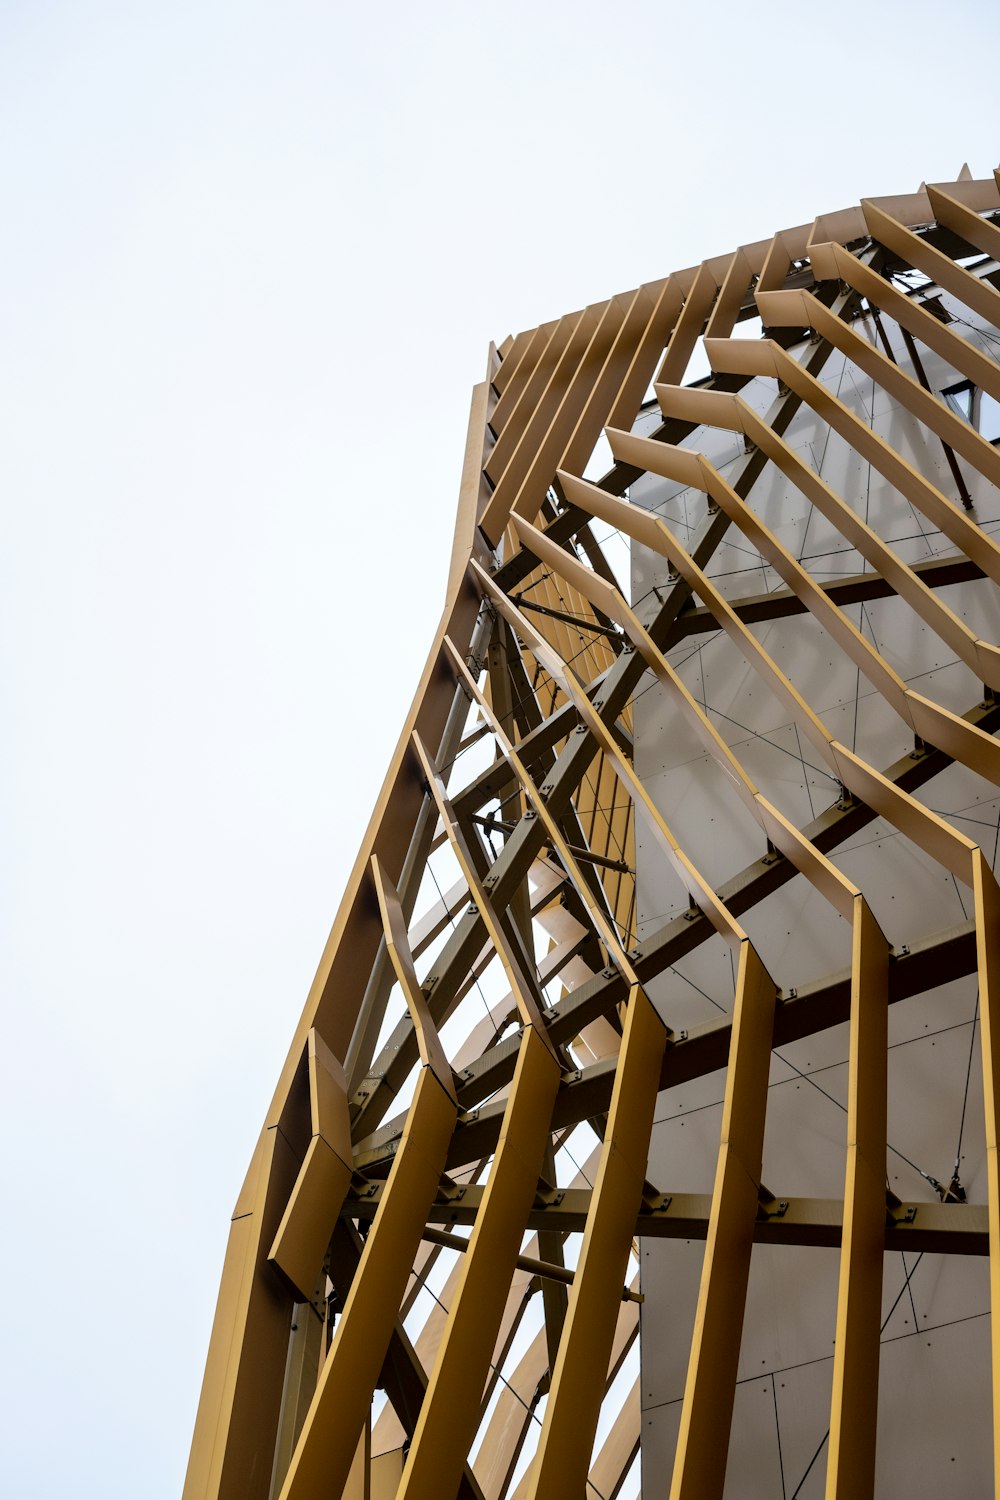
xmin=185 ymin=169 xmax=1000 ymax=1499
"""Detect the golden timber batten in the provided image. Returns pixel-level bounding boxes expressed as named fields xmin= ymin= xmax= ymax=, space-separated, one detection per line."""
xmin=185 ymin=167 xmax=1000 ymax=1499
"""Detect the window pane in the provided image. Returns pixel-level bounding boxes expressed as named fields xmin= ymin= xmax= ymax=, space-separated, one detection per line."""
xmin=980 ymin=392 xmax=1000 ymax=443
xmin=943 ymin=382 xmax=974 ymax=421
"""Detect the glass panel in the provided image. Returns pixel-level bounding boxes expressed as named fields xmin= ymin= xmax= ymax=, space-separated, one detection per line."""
xmin=942 ymin=381 xmax=974 ymax=421
xmin=980 ymin=392 xmax=1000 ymax=443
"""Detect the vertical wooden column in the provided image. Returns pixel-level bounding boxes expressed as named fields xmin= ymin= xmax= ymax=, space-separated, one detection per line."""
xmin=669 ymin=942 xmax=777 ymax=1499
xmin=826 ymin=897 xmax=889 ymax=1500
xmin=397 ymin=1028 xmax=561 ymax=1500
xmin=278 ymin=1066 xmax=457 ymax=1500
xmin=525 ymin=986 xmax=667 ymax=1498
xmin=974 ymin=851 xmax=1000 ymax=1497
xmin=183 ymin=1121 xmax=301 ymax=1500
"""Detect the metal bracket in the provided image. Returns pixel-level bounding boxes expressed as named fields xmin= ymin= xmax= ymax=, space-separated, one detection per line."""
xmin=437 ymin=1182 xmax=467 ymax=1204
xmin=350 ymin=1174 xmax=379 ymax=1199
xmin=757 ymin=1189 xmax=789 ymax=1220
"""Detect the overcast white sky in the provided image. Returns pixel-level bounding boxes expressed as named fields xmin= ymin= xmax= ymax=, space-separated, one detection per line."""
xmin=2 ymin=2 xmax=999 ymax=1493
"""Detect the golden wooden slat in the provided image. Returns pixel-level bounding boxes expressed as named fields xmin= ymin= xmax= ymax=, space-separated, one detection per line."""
xmin=756 ymin=225 xmax=811 ymax=294
xmin=558 ymin=280 xmax=669 ymax=478
xmin=539 ymin=282 xmax=665 ymax=474
xmin=397 ymin=1028 xmax=560 ymax=1500
xmin=482 ymin=301 xmax=615 ymax=540
xmin=607 ymin=277 xmax=683 ymax=429
xmin=472 ymin=1146 xmax=621 ymax=1500
xmin=475 ymin=551 xmax=746 ymax=950
xmin=492 ymin=1307 xmax=623 ymax=1500
xmin=587 ymin=1377 xmax=640 ymax=1499
xmin=669 ymin=942 xmax=777 ymax=1500
xmin=371 ymin=1268 xmax=455 ymax=1460
xmin=704 ymin=247 xmax=755 ymax=341
xmin=544 ymin=468 xmax=982 ymax=883
xmin=184 ymin=1123 xmax=302 ymax=1500
xmin=372 ymin=1152 xmax=504 ymax=1460
xmin=825 ymin=898 xmax=889 ymax=1500
xmin=974 ymin=849 xmax=1000 ymax=1496
xmin=654 ymin=260 xmax=718 ymax=387
xmin=440 ymin=634 xmax=641 ymax=987
xmin=755 ymin=285 xmax=1000 ymax=490
xmin=347 ymin=661 xmax=594 ymax=1140
xmin=492 ymin=326 xmax=543 ymax=397
xmin=926 ymin=183 xmax=1000 ymax=265
xmin=832 ymin=740 xmax=979 ymax=882
xmin=479 ymin=1272 xmax=643 ymax=1500
xmin=614 ymin=420 xmax=923 ymax=730
xmin=267 ymin=1304 xmax=325 ymax=1500
xmin=484 ymin=287 xmax=641 ymax=543
xmin=538 ymin=470 xmax=840 ymax=775
xmin=370 ymin=856 xmax=460 ymax=1102
xmin=489 ymin=316 xmax=571 ymax=442
xmin=861 ymin=198 xmax=1000 ymax=331
xmin=524 ymin=985 xmax=666 ymax=1498
xmin=809 ymin=238 xmax=1000 ymax=400
xmin=272 ymin=367 xmax=495 ymax=1111
xmin=279 ymin=876 xmax=466 ymax=1494
xmin=702 ymin=332 xmax=1000 ymax=617
xmin=619 ymin=407 xmax=1000 ymax=785
xmin=268 ymin=1030 xmax=355 ymax=1300
xmin=187 ymin=172 xmax=1000 ymax=1500
xmin=277 ymin=1066 xmax=457 ymax=1500
xmin=488 ymin=296 xmax=621 ymax=484
xmin=408 ymin=734 xmax=558 ymax=1052
xmin=517 ymin=493 xmax=859 ymax=923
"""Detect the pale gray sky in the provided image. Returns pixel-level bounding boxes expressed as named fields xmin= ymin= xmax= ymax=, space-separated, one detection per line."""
xmin=1 ymin=2 xmax=998 ymax=1493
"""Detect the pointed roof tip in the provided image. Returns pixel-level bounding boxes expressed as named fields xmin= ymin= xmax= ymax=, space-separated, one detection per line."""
xmin=918 ymin=180 xmax=927 ymax=192
xmin=958 ymin=162 xmax=973 ymax=181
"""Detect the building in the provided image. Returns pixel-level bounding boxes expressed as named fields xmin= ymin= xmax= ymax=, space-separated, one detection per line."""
xmin=184 ymin=168 xmax=1000 ymax=1499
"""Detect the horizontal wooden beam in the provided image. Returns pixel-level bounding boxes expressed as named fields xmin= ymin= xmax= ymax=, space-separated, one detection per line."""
xmin=345 ymin=1187 xmax=989 ymax=1257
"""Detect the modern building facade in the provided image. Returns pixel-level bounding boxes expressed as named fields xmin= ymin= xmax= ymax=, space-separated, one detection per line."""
xmin=185 ymin=168 xmax=1000 ymax=1499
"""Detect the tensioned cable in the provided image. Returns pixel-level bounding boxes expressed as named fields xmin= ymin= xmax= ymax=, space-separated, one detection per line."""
xmin=788 ymin=1251 xmax=926 ymax=1498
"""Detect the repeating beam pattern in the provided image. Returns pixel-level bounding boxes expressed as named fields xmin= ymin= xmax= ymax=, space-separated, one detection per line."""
xmin=185 ymin=170 xmax=1000 ymax=1500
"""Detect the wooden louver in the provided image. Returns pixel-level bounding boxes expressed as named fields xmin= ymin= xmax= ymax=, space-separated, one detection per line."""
xmin=185 ymin=168 xmax=1000 ymax=1499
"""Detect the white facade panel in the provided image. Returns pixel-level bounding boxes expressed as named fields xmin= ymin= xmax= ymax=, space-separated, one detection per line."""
xmin=636 ymin=293 xmax=1000 ymax=1494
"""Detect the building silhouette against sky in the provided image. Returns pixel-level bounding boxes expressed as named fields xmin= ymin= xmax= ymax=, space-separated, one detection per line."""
xmin=185 ymin=167 xmax=1000 ymax=1499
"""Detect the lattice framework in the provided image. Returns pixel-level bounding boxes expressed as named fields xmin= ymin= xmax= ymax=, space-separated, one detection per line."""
xmin=185 ymin=168 xmax=1000 ymax=1500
